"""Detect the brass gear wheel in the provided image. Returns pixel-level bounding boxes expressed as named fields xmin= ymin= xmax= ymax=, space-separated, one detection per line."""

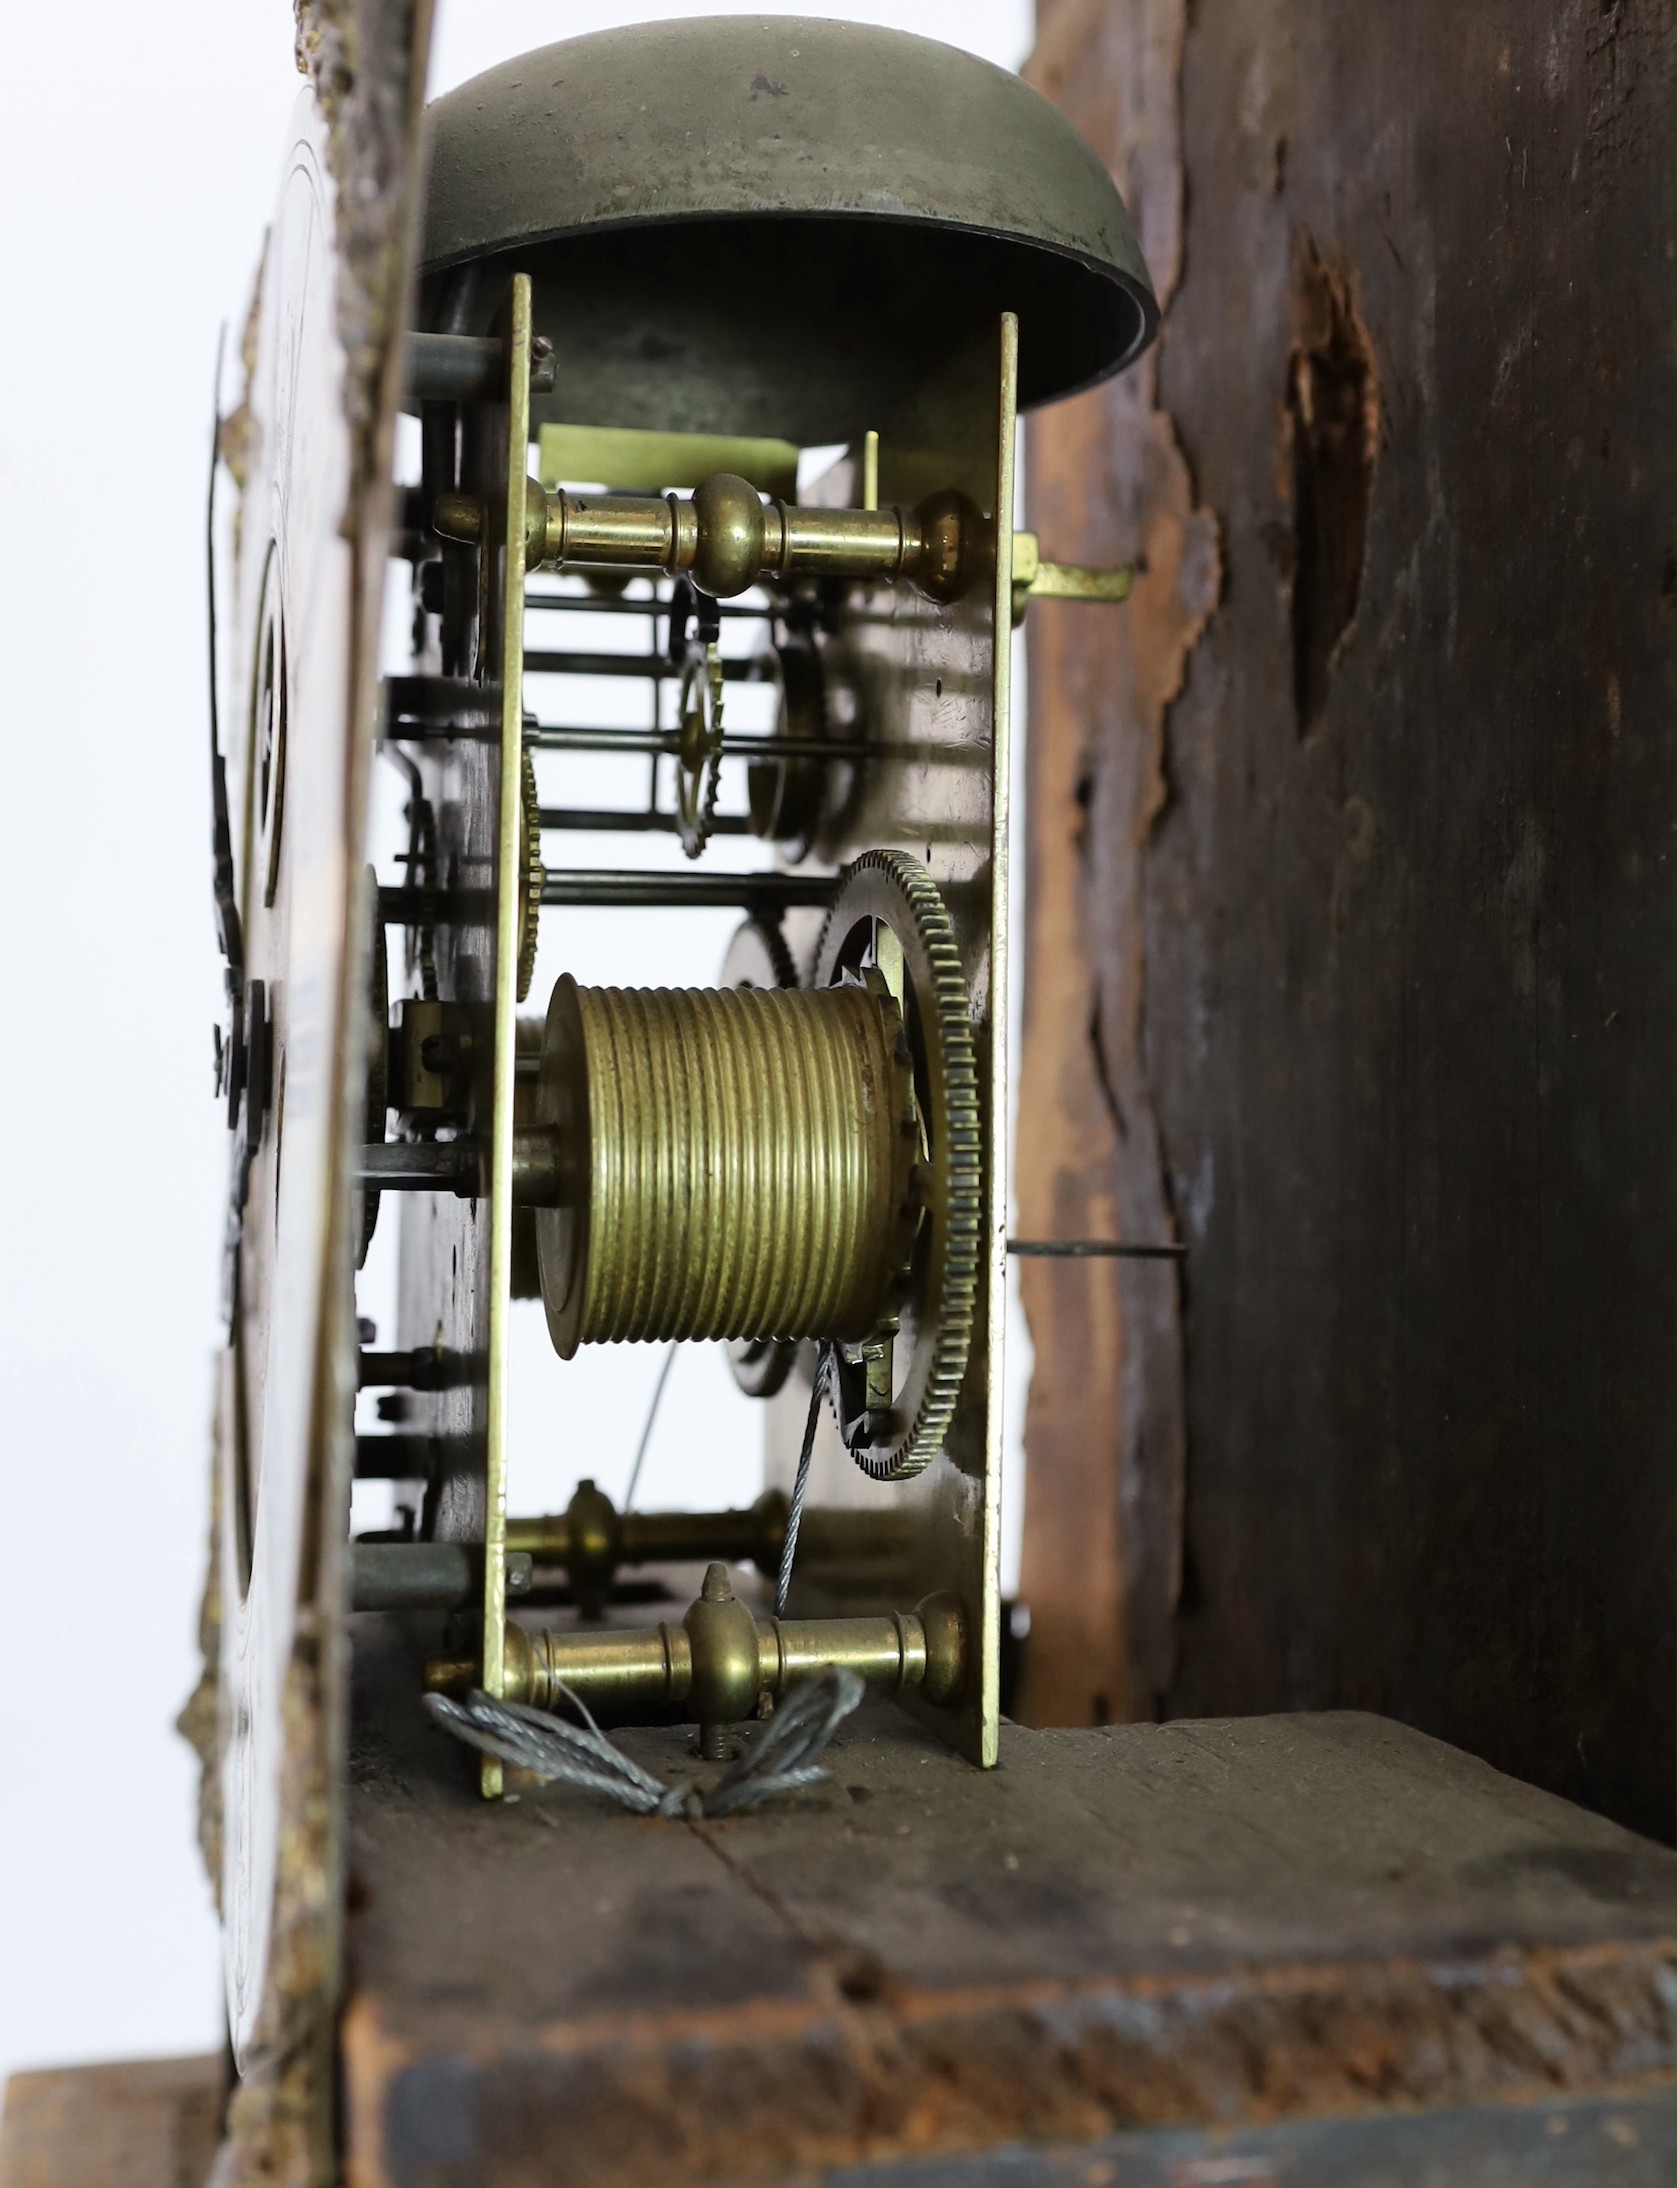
xmin=516 ymin=743 xmax=543 ymax=1002
xmin=813 ymin=850 xmax=980 ymax=1481
xmin=675 ymin=639 xmax=724 ymax=859
xmin=746 ymin=635 xmax=828 ymax=859
xmin=719 ymin=912 xmax=798 ymax=994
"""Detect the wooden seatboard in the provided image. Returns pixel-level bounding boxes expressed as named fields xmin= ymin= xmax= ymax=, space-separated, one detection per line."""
xmin=0 ymin=2057 xmax=222 ymax=2188
xmin=340 ymin=1614 xmax=1673 ymax=2185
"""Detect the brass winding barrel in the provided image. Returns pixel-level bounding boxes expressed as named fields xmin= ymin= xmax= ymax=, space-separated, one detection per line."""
xmin=534 ymin=976 xmax=918 ymax=1356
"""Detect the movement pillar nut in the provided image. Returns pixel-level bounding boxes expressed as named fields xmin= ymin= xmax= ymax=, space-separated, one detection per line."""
xmin=685 ymin=1563 xmax=762 ymax=1760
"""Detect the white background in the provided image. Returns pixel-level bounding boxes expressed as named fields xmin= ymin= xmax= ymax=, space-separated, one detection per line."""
xmin=0 ymin=0 xmax=1030 ymax=2083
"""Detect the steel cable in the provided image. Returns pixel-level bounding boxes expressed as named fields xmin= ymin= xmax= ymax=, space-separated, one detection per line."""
xmin=425 ymin=1664 xmax=864 ymax=1819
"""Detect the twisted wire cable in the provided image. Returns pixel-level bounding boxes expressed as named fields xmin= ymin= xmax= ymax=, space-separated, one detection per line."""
xmin=622 ymin=1340 xmax=678 ymax=1513
xmin=426 ymin=1686 xmax=676 ymax=1813
xmin=702 ymin=1669 xmax=865 ymax=1815
xmin=775 ymin=1345 xmax=831 ymax=1618
xmin=424 ymin=1666 xmax=864 ymax=1818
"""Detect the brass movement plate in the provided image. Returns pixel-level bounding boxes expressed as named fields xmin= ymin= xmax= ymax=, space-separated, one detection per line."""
xmin=391 ymin=315 xmax=1018 ymax=1777
xmin=478 ymin=277 xmax=535 ymax=1795
xmin=760 ymin=316 xmax=1018 ymax=1766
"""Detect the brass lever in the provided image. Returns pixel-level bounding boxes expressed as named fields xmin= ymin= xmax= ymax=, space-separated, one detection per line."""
xmin=1010 ymin=530 xmax=1133 ymax=624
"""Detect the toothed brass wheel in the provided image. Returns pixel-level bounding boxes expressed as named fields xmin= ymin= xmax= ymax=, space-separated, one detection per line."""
xmin=813 ymin=851 xmax=980 ymax=1482
xmin=517 ymin=744 xmax=543 ymax=1002
xmin=675 ymin=639 xmax=724 ymax=858
xmin=747 ymin=634 xmax=828 ymax=859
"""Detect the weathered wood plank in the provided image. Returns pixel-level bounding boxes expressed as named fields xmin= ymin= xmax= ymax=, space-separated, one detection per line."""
xmin=341 ymin=1619 xmax=1673 ymax=2185
xmin=824 ymin=2093 xmax=1676 ymax=2187
xmin=1015 ymin=0 xmax=1214 ymax=1733
xmin=1018 ymin=0 xmax=1675 ymax=1842
xmin=0 ymin=2057 xmax=223 ymax=2188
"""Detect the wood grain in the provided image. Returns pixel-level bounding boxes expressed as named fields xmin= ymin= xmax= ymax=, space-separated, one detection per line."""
xmin=0 ymin=2058 xmax=222 ymax=2188
xmin=1017 ymin=0 xmax=1219 ymax=1725
xmin=1018 ymin=0 xmax=1675 ymax=1841
xmin=339 ymin=1615 xmax=1673 ymax=2184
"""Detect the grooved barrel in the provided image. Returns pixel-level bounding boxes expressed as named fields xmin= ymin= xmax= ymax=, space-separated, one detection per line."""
xmin=535 ymin=977 xmax=916 ymax=1355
